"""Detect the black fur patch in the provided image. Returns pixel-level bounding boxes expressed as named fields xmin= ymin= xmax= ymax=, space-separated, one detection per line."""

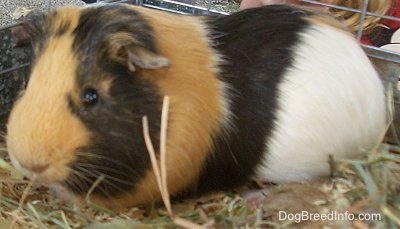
xmin=15 ymin=11 xmax=50 ymax=56
xmin=73 ymin=5 xmax=158 ymax=61
xmin=194 ymin=5 xmax=311 ymax=194
xmin=66 ymin=5 xmax=162 ymax=197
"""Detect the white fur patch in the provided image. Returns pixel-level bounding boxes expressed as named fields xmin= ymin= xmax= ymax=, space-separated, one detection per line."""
xmin=255 ymin=24 xmax=387 ymax=183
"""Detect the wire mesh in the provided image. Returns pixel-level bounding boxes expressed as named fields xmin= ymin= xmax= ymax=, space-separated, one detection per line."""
xmin=0 ymin=0 xmax=399 ymax=129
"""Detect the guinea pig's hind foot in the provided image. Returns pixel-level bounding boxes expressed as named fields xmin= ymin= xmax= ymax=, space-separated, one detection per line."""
xmin=241 ymin=189 xmax=271 ymax=210
xmin=241 ymin=181 xmax=274 ymax=209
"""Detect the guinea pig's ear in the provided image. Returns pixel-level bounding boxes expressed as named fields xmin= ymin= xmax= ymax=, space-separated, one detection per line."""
xmin=106 ymin=33 xmax=170 ymax=72
xmin=12 ymin=25 xmax=32 ymax=47
xmin=11 ymin=11 xmax=48 ymax=48
xmin=125 ymin=45 xmax=170 ymax=72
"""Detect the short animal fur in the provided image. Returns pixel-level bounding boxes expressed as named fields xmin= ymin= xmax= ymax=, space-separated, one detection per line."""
xmin=7 ymin=4 xmax=386 ymax=208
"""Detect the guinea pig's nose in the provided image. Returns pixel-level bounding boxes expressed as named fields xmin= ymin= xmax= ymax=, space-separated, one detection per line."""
xmin=21 ymin=163 xmax=49 ymax=174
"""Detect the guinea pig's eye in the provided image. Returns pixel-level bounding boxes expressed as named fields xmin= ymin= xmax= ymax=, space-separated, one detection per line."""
xmin=81 ymin=88 xmax=98 ymax=106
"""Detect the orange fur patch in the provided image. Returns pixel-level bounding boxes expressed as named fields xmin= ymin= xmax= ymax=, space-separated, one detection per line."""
xmin=7 ymin=8 xmax=91 ymax=184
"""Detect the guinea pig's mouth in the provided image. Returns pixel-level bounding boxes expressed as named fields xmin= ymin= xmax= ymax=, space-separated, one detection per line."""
xmin=8 ymin=154 xmax=70 ymax=185
xmin=9 ymin=155 xmax=108 ymax=202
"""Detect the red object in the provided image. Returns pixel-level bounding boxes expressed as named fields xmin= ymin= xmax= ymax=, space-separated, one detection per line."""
xmin=361 ymin=35 xmax=373 ymax=45
xmin=362 ymin=0 xmax=400 ymax=46
xmin=382 ymin=0 xmax=400 ymax=30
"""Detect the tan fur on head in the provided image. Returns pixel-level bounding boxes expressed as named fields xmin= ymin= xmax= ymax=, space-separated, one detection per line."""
xmin=7 ymin=8 xmax=91 ymax=184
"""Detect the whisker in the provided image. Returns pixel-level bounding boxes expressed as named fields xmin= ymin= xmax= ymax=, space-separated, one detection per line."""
xmin=68 ymin=169 xmax=115 ymax=200
xmin=75 ymin=151 xmax=132 ymax=169
xmin=75 ymin=151 xmax=144 ymax=178
xmin=69 ymin=165 xmax=156 ymax=204
xmin=68 ymin=169 xmax=92 ymax=193
xmin=67 ymin=172 xmax=114 ymax=204
xmin=73 ymin=162 xmax=132 ymax=178
xmin=73 ymin=166 xmax=129 ymax=194
xmin=74 ymin=163 xmax=136 ymax=187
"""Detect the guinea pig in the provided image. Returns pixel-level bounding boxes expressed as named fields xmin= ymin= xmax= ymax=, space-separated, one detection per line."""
xmin=6 ymin=3 xmax=386 ymax=208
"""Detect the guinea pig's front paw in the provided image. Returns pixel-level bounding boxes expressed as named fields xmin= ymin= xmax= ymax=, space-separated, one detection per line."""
xmin=48 ymin=183 xmax=82 ymax=206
